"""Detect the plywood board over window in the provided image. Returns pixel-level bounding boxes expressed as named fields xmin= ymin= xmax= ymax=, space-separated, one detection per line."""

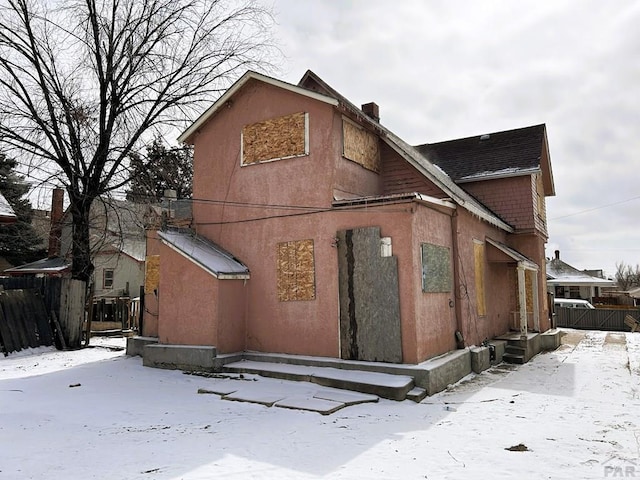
xmin=277 ymin=239 xmax=316 ymax=301
xmin=145 ymin=255 xmax=160 ymax=294
xmin=342 ymin=117 xmax=380 ymax=173
xmin=421 ymin=243 xmax=451 ymax=293
xmin=242 ymin=112 xmax=308 ymax=165
xmin=474 ymin=241 xmax=486 ymax=316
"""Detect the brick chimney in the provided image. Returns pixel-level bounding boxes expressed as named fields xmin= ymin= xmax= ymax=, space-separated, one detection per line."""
xmin=48 ymin=188 xmax=64 ymax=258
xmin=361 ymin=102 xmax=380 ymax=122
xmin=554 ymin=250 xmax=560 ymax=260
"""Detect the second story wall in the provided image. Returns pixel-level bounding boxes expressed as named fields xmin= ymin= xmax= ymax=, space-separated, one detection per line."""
xmin=463 ymin=175 xmax=540 ymax=234
xmin=331 ymin=112 xmax=384 ymax=200
xmin=191 ymin=80 xmax=342 ymax=233
xmin=380 ymin=143 xmax=446 ymax=198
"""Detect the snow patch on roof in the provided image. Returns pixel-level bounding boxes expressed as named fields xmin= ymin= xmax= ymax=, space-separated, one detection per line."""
xmin=0 ymin=192 xmax=16 ymax=219
xmin=458 ymin=166 xmax=539 ymax=182
xmin=159 ymin=229 xmax=249 ymax=279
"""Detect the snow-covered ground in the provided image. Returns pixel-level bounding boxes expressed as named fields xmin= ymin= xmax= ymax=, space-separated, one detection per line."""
xmin=1 ymin=329 xmax=639 ymax=480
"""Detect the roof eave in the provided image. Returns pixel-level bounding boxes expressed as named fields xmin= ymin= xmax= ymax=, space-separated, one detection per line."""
xmin=382 ymin=133 xmax=514 ymax=233
xmin=178 ymin=71 xmax=339 ymax=144
xmin=456 ymin=167 xmax=541 ymax=183
xmin=160 ymin=237 xmax=250 ymax=280
xmin=540 ymin=126 xmax=556 ymax=196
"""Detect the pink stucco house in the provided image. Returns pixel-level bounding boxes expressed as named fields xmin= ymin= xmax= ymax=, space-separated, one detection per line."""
xmin=141 ymin=70 xmax=555 ymax=367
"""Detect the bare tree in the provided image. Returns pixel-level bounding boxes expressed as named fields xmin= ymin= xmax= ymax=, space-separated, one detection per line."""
xmin=0 ymin=0 xmax=276 ymax=281
xmin=615 ymin=261 xmax=640 ymax=291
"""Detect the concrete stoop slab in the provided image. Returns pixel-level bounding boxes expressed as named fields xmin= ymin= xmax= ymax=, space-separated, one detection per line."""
xmin=275 ymin=396 xmax=345 ymax=415
xmin=197 ymin=383 xmax=379 ymax=415
xmin=223 ymin=390 xmax=286 ymax=407
xmin=223 ymin=360 xmax=413 ymax=401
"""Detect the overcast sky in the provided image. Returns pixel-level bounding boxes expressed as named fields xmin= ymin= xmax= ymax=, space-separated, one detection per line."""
xmin=269 ymin=0 xmax=640 ymax=278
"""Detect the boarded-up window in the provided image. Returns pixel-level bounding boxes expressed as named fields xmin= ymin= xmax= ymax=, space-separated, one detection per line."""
xmin=474 ymin=241 xmax=486 ymax=316
xmin=277 ymin=239 xmax=316 ymax=301
xmin=342 ymin=117 xmax=380 ymax=172
xmin=421 ymin=243 xmax=451 ymax=293
xmin=242 ymin=112 xmax=308 ymax=165
xmin=145 ymin=255 xmax=160 ymax=294
xmin=525 ymin=269 xmax=534 ymax=310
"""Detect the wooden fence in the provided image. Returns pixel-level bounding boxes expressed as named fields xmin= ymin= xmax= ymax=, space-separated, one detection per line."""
xmin=555 ymin=307 xmax=640 ymax=331
xmin=0 ymin=289 xmax=53 ymax=355
xmin=0 ymin=277 xmax=87 ymax=354
xmin=0 ymin=276 xmax=62 ymax=322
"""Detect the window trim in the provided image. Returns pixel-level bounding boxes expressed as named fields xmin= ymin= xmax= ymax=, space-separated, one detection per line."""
xmin=103 ymin=269 xmax=114 ymax=289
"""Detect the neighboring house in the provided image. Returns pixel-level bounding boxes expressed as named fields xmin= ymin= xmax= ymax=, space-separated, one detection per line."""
xmin=59 ymin=197 xmax=150 ymax=298
xmin=4 ymin=189 xmax=70 ymax=277
xmin=546 ymin=250 xmax=614 ymax=303
xmin=0 ymin=192 xmax=17 ymax=224
xmin=626 ymin=287 xmax=640 ymax=306
xmin=144 ymin=70 xmax=556 ymax=365
xmin=7 ymin=188 xmax=149 ymax=296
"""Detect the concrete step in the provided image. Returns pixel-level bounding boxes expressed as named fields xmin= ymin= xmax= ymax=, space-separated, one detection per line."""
xmin=503 ymin=352 xmax=526 ymax=364
xmin=223 ymin=360 xmax=415 ymax=401
xmin=505 ymin=345 xmax=526 ymax=356
xmin=406 ymin=387 xmax=427 ymax=403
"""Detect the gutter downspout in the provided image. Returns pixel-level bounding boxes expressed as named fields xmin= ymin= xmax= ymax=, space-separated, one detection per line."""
xmin=451 ymin=209 xmax=465 ymax=348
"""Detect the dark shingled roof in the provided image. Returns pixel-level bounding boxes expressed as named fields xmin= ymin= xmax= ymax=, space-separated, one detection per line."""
xmin=415 ymin=124 xmax=546 ymax=182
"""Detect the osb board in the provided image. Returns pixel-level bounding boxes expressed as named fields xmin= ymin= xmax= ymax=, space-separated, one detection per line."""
xmin=342 ymin=118 xmax=380 ymax=172
xmin=277 ymin=239 xmax=315 ymax=302
xmin=242 ymin=112 xmax=307 ymax=165
xmin=421 ymin=243 xmax=451 ymax=293
xmin=474 ymin=241 xmax=486 ymax=316
xmin=145 ymin=255 xmax=160 ymax=294
xmin=525 ymin=269 xmax=534 ymax=309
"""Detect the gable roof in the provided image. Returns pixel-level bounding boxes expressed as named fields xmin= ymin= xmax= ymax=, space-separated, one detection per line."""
xmin=546 ymin=255 xmax=614 ymax=287
xmin=297 ymin=70 xmax=514 ymax=232
xmin=415 ymin=124 xmax=555 ymax=196
xmin=159 ymin=229 xmax=250 ymax=279
xmin=178 ymin=71 xmax=338 ymax=144
xmin=4 ymin=256 xmax=70 ymax=275
xmin=486 ymin=238 xmax=538 ymax=271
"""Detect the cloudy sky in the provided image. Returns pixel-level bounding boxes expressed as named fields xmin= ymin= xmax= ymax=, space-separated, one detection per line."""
xmin=269 ymin=0 xmax=640 ymax=278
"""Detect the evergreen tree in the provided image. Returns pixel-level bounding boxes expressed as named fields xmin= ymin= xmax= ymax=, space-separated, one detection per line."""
xmin=126 ymin=138 xmax=193 ymax=202
xmin=0 ymin=154 xmax=47 ymax=265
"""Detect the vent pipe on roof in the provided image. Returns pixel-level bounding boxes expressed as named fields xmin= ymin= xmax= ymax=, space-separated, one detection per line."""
xmin=361 ymin=102 xmax=380 ymax=122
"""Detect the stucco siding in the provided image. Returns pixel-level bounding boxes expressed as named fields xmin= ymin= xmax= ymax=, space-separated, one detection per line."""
xmin=410 ymin=205 xmax=457 ymax=361
xmin=157 ymin=241 xmax=218 ymax=346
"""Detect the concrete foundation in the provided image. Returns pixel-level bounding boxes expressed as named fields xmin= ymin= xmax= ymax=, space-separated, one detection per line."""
xmin=126 ymin=336 xmax=158 ymax=357
xmin=143 ymin=344 xmax=218 ymax=372
xmin=489 ymin=340 xmax=507 ymax=364
xmin=540 ymin=329 xmax=561 ymax=350
xmin=130 ymin=330 xmax=559 ymax=400
xmin=421 ymin=349 xmax=471 ymax=396
xmin=470 ymin=346 xmax=490 ymax=373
